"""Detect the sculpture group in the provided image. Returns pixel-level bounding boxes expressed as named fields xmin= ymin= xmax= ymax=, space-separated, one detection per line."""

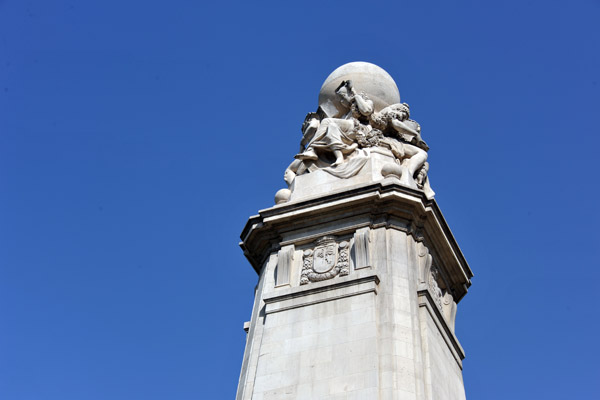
xmin=279 ymin=79 xmax=432 ymax=203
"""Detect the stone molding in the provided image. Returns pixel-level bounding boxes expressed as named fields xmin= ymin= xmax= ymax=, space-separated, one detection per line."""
xmin=418 ymin=289 xmax=465 ymax=367
xmin=240 ymin=180 xmax=472 ymax=301
xmin=275 ymin=244 xmax=295 ymax=287
xmin=352 ymin=227 xmax=371 ymax=270
xmin=263 ymin=271 xmax=379 ymax=314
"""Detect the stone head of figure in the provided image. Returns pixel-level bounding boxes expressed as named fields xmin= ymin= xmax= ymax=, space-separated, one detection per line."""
xmin=386 ymin=103 xmax=410 ymax=121
xmin=371 ymin=103 xmax=411 ymax=130
xmin=302 ymin=112 xmax=320 ymax=134
xmin=335 ymin=80 xmax=354 ymax=107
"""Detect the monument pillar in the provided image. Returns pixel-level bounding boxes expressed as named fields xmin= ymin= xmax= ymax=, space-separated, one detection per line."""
xmin=236 ymin=62 xmax=473 ymax=399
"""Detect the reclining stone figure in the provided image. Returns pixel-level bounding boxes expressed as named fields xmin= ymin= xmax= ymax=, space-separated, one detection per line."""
xmin=371 ymin=103 xmax=429 ymax=181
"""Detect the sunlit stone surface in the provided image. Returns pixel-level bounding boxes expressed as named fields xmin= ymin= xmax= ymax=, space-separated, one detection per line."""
xmin=236 ymin=62 xmax=473 ymax=400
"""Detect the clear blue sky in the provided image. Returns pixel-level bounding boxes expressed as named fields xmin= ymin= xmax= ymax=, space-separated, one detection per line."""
xmin=1 ymin=1 xmax=599 ymax=399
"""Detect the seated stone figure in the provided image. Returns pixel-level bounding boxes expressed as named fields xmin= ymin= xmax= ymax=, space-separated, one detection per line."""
xmin=295 ymin=80 xmax=373 ymax=167
xmin=295 ymin=117 xmax=359 ymax=166
xmin=275 ymin=63 xmax=437 ymax=205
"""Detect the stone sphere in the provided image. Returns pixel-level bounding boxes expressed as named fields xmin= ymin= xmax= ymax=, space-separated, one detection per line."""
xmin=318 ymin=62 xmax=400 ymax=118
xmin=274 ymin=188 xmax=291 ymax=204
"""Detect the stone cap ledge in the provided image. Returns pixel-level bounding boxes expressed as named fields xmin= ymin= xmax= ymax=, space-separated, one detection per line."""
xmin=240 ymin=180 xmax=472 ymax=301
xmin=263 ymin=271 xmax=380 ymax=314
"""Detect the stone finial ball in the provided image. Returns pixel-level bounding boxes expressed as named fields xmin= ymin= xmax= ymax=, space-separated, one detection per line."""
xmin=274 ymin=188 xmax=291 ymax=204
xmin=318 ymin=62 xmax=400 ymax=118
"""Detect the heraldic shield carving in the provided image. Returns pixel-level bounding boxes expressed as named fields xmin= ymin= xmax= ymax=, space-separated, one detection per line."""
xmin=300 ymin=236 xmax=349 ymax=284
xmin=313 ymin=241 xmax=337 ymax=273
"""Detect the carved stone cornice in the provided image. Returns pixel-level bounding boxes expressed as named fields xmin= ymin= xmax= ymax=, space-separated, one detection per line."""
xmin=240 ymin=179 xmax=473 ymax=301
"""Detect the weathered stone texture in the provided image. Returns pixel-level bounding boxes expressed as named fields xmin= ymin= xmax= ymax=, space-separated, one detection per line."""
xmin=237 ymin=62 xmax=472 ymax=399
xmin=237 ymin=181 xmax=471 ymax=399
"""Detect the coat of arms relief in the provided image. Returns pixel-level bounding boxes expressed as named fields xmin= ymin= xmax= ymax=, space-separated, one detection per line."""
xmin=300 ymin=236 xmax=349 ymax=285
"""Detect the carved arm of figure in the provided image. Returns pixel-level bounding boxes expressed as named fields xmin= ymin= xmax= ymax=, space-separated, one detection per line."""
xmin=352 ymin=92 xmax=374 ymax=117
xmin=300 ymin=114 xmax=320 ymax=152
xmin=335 ymin=80 xmax=374 ymax=118
xmin=391 ymin=118 xmax=429 ymax=151
xmin=335 ymin=80 xmax=354 ymax=106
xmin=390 ymin=118 xmax=420 ymax=140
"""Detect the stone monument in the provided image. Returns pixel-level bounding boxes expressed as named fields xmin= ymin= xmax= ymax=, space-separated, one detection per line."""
xmin=236 ymin=62 xmax=473 ymax=399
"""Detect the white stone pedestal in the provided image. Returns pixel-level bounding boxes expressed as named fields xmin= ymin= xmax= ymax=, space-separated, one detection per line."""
xmin=236 ymin=180 xmax=472 ymax=400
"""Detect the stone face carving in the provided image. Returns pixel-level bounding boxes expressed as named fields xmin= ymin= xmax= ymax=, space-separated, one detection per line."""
xmin=300 ymin=236 xmax=349 ymax=284
xmin=277 ymin=62 xmax=434 ymax=204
